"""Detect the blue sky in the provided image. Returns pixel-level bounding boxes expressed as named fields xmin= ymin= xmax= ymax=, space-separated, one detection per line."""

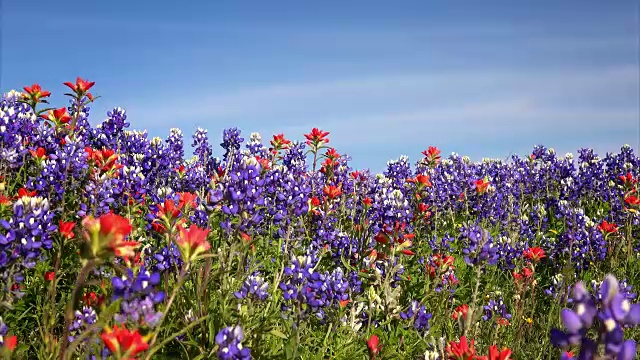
xmin=1 ymin=0 xmax=638 ymax=172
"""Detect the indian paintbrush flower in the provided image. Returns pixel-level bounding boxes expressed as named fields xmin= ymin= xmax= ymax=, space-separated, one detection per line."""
xmin=175 ymin=224 xmax=211 ymax=262
xmin=80 ymin=213 xmax=137 ymax=260
xmin=100 ymin=324 xmax=149 ymax=359
xmin=40 ymin=107 xmax=72 ymax=125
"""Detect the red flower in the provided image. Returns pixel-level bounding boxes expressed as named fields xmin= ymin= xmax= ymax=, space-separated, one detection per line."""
xmin=521 ymin=267 xmax=534 ymax=278
xmin=598 ymin=220 xmax=618 ymax=234
xmin=452 ymin=304 xmax=469 ymax=320
xmin=407 ymin=174 xmax=432 ymax=188
xmin=29 ymin=147 xmax=48 ymax=161
xmin=474 ymin=178 xmax=490 ymax=194
xmin=323 ymin=185 xmax=342 ymax=200
xmin=23 ymin=83 xmax=51 ymax=102
xmin=156 ymin=199 xmax=181 ymax=221
xmin=523 ymin=247 xmax=546 ymax=263
xmin=624 ymin=194 xmax=640 ymax=206
xmin=0 ymin=195 xmax=10 ymax=206
xmin=100 ymin=325 xmax=148 ymax=359
xmin=16 ymin=187 xmax=37 ymax=199
xmin=374 ymin=232 xmax=388 ymax=245
xmin=83 ymin=291 xmax=97 ymax=306
xmin=362 ymin=197 xmax=373 ymax=207
xmin=270 ymin=133 xmax=291 ymax=151
xmin=82 ymin=213 xmax=137 ymax=259
xmin=310 ymin=196 xmax=321 ymax=207
xmin=486 ymin=345 xmax=511 ymax=360
xmin=255 ymin=156 xmax=272 ymax=170
xmin=512 ymin=271 xmax=523 ymax=284
xmin=446 ymin=336 xmax=477 ymax=360
xmin=151 ymin=222 xmax=167 ymax=234
xmin=176 ymin=224 xmax=211 ymax=262
xmin=421 ymin=146 xmax=441 ymax=165
xmin=2 ymin=335 xmax=17 ymax=351
xmin=85 ymin=148 xmax=122 ymax=173
xmin=59 ymin=220 xmax=76 ymax=240
xmin=320 ymin=149 xmax=341 ymax=174
xmin=44 ymin=271 xmax=55 ymax=281
xmin=40 ymin=107 xmax=72 ymax=124
xmin=304 ymin=128 xmax=330 ymax=146
xmin=325 ymin=148 xmax=340 ymax=160
xmin=366 ymin=334 xmax=380 ymax=359
xmin=619 ymin=172 xmax=637 ymax=186
xmin=177 ymin=192 xmax=198 ymax=211
xmin=415 ymin=174 xmax=432 ymax=187
xmin=401 ymin=249 xmax=415 ymax=256
xmin=99 ymin=214 xmax=133 ymax=239
xmin=64 ymin=77 xmax=95 ymax=94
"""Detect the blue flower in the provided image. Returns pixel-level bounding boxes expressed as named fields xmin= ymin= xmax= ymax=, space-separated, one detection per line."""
xmin=215 ymin=325 xmax=251 ymax=360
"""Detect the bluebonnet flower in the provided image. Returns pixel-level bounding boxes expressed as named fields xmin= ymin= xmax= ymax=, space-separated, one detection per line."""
xmin=88 ymin=107 xmax=130 ymax=150
xmin=370 ymin=176 xmax=412 ymax=233
xmin=27 ymin=140 xmax=90 ymax=202
xmin=221 ymin=127 xmax=244 ymax=162
xmin=399 ymin=300 xmax=433 ymax=332
xmin=427 ymin=234 xmax=454 ymax=255
xmin=263 ymin=143 xmax=311 ymax=239
xmin=550 ymin=274 xmax=640 ymax=359
xmin=165 ymin=128 xmax=185 ymax=173
xmin=111 ymin=266 xmax=165 ymax=327
xmin=234 ymin=273 xmax=269 ymax=301
xmin=0 ymin=90 xmax=38 ymax=169
xmin=0 ymin=194 xmax=56 ymax=303
xmin=144 ymin=242 xmax=182 ymax=274
xmin=548 ymin=202 xmax=607 ymax=270
xmin=209 ymin=154 xmax=266 ymax=234
xmin=279 ymin=253 xmax=351 ymax=320
xmin=459 ymin=224 xmax=498 ymax=266
xmin=68 ymin=306 xmax=97 ymax=342
xmin=482 ymin=295 xmax=512 ymax=323
xmin=591 ymin=278 xmax=638 ymax=302
xmin=493 ymin=234 xmax=527 ymax=271
xmin=65 ymin=95 xmax=92 ymax=141
xmin=545 ymin=273 xmax=572 ymax=301
xmin=78 ymin=176 xmax=125 ymax=217
xmin=192 ymin=127 xmax=215 ymax=177
xmin=383 ymin=155 xmax=413 ymax=189
xmin=68 ymin=306 xmax=107 ymax=359
xmin=215 ymin=325 xmax=251 ymax=360
xmin=245 ymin=132 xmax=268 ymax=158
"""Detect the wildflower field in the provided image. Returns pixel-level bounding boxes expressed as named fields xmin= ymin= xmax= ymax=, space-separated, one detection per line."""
xmin=0 ymin=78 xmax=638 ymax=360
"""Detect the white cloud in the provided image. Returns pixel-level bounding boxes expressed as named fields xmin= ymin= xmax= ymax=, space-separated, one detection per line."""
xmin=116 ymin=64 xmax=638 ymax=169
xmin=129 ymin=64 xmax=637 ymax=128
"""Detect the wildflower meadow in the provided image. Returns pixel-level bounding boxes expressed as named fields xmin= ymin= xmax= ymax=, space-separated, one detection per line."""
xmin=0 ymin=78 xmax=639 ymax=359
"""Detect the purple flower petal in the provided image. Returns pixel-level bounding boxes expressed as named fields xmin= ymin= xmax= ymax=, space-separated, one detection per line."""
xmin=618 ymin=340 xmax=637 ymax=360
xmin=627 ymin=304 xmax=640 ymax=325
xmin=561 ymin=309 xmax=583 ymax=333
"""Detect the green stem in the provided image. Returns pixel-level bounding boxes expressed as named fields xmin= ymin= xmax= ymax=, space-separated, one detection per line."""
xmin=59 ymin=259 xmax=96 ymax=360
xmin=145 ymin=263 xmax=190 ymax=353
xmin=145 ymin=315 xmax=211 ymax=359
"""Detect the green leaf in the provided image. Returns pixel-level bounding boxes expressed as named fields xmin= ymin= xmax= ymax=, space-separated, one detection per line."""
xmin=270 ymin=329 xmax=287 ymax=339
